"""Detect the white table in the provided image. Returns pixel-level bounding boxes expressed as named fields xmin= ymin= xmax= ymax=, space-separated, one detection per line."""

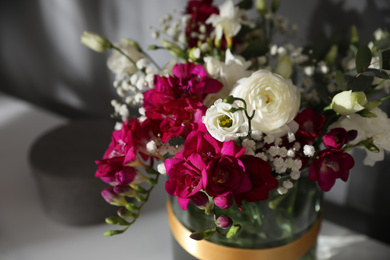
xmin=1 ymin=92 xmax=390 ymax=260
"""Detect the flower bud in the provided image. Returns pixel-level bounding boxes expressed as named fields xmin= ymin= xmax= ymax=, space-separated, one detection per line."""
xmin=191 ymin=192 xmax=209 ymax=210
xmin=117 ymin=207 xmax=135 ymax=219
xmin=161 ymin=39 xmax=186 ymax=59
xmin=216 ymin=215 xmax=233 ymax=229
xmin=81 ymin=31 xmax=112 ymax=52
xmin=113 ymin=186 xmax=137 ymax=197
xmin=101 ymin=187 xmax=127 ymax=206
xmin=214 ymin=194 xmax=233 ymax=209
xmin=331 ymin=90 xmax=367 ymax=115
xmin=121 ymin=38 xmax=142 ymax=52
xmin=256 ymin=0 xmax=268 ymax=16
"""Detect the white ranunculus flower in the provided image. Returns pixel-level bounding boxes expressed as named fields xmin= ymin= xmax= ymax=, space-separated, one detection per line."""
xmin=206 ymin=0 xmax=244 ymax=39
xmin=107 ymin=44 xmax=143 ymax=78
xmin=202 ymin=99 xmax=248 ymax=142
xmin=230 ymin=70 xmax=300 ymax=136
xmin=329 ymin=107 xmax=390 ymax=166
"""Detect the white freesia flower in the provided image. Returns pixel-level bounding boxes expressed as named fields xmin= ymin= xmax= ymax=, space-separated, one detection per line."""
xmin=107 ymin=44 xmax=143 ymax=78
xmin=203 ymin=49 xmax=251 ymax=106
xmin=230 ymin=70 xmax=300 ymax=136
xmin=202 ymin=99 xmax=248 ymax=142
xmin=329 ymin=107 xmax=390 ymax=166
xmin=206 ymin=0 xmax=244 ymax=40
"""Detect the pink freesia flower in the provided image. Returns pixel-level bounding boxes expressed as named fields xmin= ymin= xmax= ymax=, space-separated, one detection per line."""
xmin=309 ymin=149 xmax=354 ymax=191
xmin=323 ymin=127 xmax=349 ymax=149
xmin=169 ymin=62 xmax=223 ymax=100
xmin=165 ymin=153 xmax=207 ymax=210
xmin=180 ymin=131 xmax=221 ymax=160
xmin=158 ymin=97 xmax=207 ymax=142
xmin=234 ymin=155 xmax=278 ymax=209
xmin=323 ymin=127 xmax=358 ymax=149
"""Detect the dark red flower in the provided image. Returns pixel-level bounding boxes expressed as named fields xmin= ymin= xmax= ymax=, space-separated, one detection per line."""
xmin=294 ymin=108 xmax=326 ymax=144
xmin=184 ymin=0 xmax=219 ymax=48
xmin=309 ymin=149 xmax=354 ymax=191
xmin=204 ymin=155 xmax=252 ymax=199
xmin=234 ymin=155 xmax=278 ymax=209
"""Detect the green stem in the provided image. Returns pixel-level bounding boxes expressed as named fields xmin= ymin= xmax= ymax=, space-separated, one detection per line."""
xmin=141 ymin=50 xmax=161 ymax=71
xmin=112 ymin=46 xmax=137 ymax=67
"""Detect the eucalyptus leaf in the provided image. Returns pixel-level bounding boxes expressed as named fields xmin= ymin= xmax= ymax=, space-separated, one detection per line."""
xmin=335 ymin=70 xmax=346 ymax=90
xmin=374 ymin=38 xmax=390 ymax=50
xmin=349 ymin=75 xmax=374 ymax=92
xmin=355 ymin=46 xmax=372 ymax=73
xmin=361 ymin=68 xmax=389 ymax=79
xmin=238 ymin=0 xmax=253 ymax=10
xmin=380 ymin=49 xmax=390 ymax=70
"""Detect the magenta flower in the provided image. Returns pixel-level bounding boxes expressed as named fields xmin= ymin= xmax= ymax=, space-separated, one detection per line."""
xmin=169 ymin=62 xmax=223 ymax=100
xmin=234 ymin=155 xmax=278 ymax=209
xmin=309 ymin=149 xmax=355 ymax=191
xmin=165 ymin=153 xmax=207 ymax=210
xmin=323 ymin=128 xmax=349 ymax=149
xmin=180 ymin=131 xmax=221 ymax=161
xmin=323 ymin=127 xmax=358 ymax=149
xmin=158 ymin=97 xmax=207 ymax=142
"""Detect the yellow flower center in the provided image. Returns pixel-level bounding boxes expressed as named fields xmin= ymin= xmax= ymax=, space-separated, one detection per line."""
xmin=218 ymin=115 xmax=233 ymax=128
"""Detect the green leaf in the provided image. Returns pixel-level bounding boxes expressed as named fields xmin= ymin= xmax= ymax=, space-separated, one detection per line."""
xmin=361 ymin=68 xmax=389 ymax=79
xmin=240 ymin=39 xmax=269 ymax=60
xmin=374 ymin=38 xmax=390 ymax=50
xmin=226 ymin=224 xmax=241 ymax=239
xmin=335 ymin=70 xmax=346 ymax=90
xmin=349 ymin=75 xmax=374 ymax=92
xmin=357 ymin=109 xmax=378 ymax=118
xmin=238 ymin=0 xmax=253 ymax=10
xmin=380 ymin=49 xmax=390 ymax=70
xmin=356 ymin=46 xmax=372 ymax=73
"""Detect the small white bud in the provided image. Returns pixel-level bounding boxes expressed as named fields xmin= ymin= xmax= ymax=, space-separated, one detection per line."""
xmin=157 ymin=163 xmax=167 ymax=175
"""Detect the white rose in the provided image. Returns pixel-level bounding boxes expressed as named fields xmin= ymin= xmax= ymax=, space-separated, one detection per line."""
xmin=230 ymin=70 xmax=300 ymax=136
xmin=329 ymin=107 xmax=390 ymax=166
xmin=107 ymin=44 xmax=143 ymax=77
xmin=202 ymin=99 xmax=248 ymax=142
xmin=331 ymin=90 xmax=367 ymax=115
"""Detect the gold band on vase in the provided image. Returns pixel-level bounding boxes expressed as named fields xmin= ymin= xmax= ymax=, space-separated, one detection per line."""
xmin=167 ymin=200 xmax=322 ymax=260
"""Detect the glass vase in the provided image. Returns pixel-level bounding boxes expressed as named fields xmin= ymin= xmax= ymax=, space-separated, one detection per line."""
xmin=168 ymin=172 xmax=323 ymax=260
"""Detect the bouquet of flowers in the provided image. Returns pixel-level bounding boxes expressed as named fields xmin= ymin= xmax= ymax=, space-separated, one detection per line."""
xmin=82 ymin=0 xmax=390 ymax=247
